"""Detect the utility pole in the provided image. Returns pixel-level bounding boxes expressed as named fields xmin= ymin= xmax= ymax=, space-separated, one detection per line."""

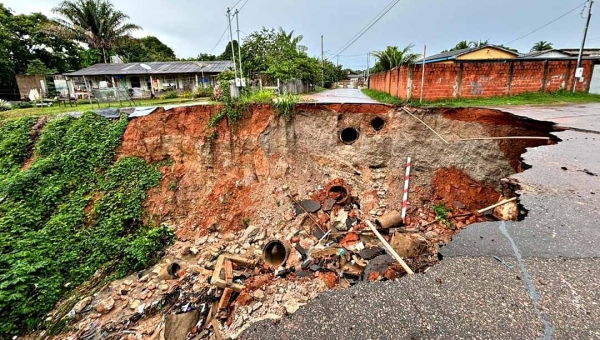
xmin=226 ymin=8 xmax=239 ymax=84
xmin=235 ymin=9 xmax=244 ymax=85
xmin=366 ymin=52 xmax=370 ymax=80
xmin=336 ymin=55 xmax=339 ymax=67
xmin=321 ymin=35 xmax=325 ymax=88
xmin=420 ymin=45 xmax=426 ymax=103
xmin=573 ymin=0 xmax=594 ymax=92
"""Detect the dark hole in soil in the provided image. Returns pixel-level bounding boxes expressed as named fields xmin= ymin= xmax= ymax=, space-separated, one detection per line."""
xmin=371 ymin=117 xmax=385 ymax=131
xmin=327 ymin=185 xmax=348 ymax=203
xmin=340 ymin=128 xmax=359 ymax=144
xmin=167 ymin=262 xmax=181 ymax=277
xmin=263 ymin=241 xmax=288 ymax=267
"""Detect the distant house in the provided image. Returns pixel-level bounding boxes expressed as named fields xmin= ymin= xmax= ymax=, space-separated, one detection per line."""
xmin=523 ymin=48 xmax=600 ymax=59
xmin=418 ymin=45 xmax=520 ymax=64
xmin=63 ymin=60 xmax=234 ymax=100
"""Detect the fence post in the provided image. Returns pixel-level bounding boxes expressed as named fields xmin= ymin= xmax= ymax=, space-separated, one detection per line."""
xmin=407 ymin=66 xmax=414 ymax=100
xmin=507 ymin=62 xmax=514 ymax=96
xmin=541 ymin=60 xmax=549 ymax=92
xmin=457 ymin=63 xmax=463 ymax=98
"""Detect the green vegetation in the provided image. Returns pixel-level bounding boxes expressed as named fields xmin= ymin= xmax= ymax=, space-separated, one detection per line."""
xmin=242 ymin=89 xmax=277 ymax=104
xmin=48 ymin=0 xmax=141 ymax=63
xmin=530 ymin=41 xmax=553 ymax=53
xmin=0 ymin=113 xmax=173 ymax=337
xmin=362 ymin=88 xmax=600 ymax=107
xmin=361 ymin=89 xmax=404 ymax=106
xmin=0 ymin=99 xmax=11 ymax=111
xmin=160 ymin=91 xmax=179 ymax=100
xmin=371 ymin=44 xmax=421 ymax=73
xmin=432 ymin=203 xmax=451 ymax=227
xmin=272 ymin=93 xmax=301 ymax=120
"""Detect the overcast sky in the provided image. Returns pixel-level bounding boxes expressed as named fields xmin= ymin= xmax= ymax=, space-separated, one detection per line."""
xmin=4 ymin=0 xmax=599 ymax=69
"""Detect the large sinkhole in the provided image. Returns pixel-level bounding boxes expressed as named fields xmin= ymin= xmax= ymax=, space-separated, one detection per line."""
xmin=77 ymin=103 xmax=560 ymax=339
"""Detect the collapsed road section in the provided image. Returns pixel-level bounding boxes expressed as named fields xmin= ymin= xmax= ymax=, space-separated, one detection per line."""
xmin=41 ymin=103 xmax=557 ymax=339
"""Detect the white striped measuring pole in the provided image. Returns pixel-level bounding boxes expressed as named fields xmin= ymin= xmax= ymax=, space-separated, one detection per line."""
xmin=401 ymin=157 xmax=412 ymax=222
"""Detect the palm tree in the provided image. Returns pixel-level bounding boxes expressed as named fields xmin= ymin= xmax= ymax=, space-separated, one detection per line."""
xmin=277 ymin=27 xmax=305 ymax=54
xmin=48 ymin=0 xmax=140 ymax=63
xmin=372 ymin=44 xmax=421 ymax=72
xmin=530 ymin=41 xmax=554 ymax=52
xmin=469 ymin=39 xmax=489 ymax=48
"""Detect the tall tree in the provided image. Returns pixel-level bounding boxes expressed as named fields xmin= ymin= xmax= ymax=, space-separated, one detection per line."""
xmin=219 ymin=40 xmax=239 ymax=61
xmin=0 ymin=4 xmax=83 ymax=92
xmin=48 ymin=0 xmax=141 ymax=63
xmin=116 ymin=36 xmax=176 ymax=62
xmin=372 ymin=45 xmax=421 ymax=72
xmin=531 ymin=41 xmax=554 ymax=52
xmin=442 ymin=39 xmax=489 ymax=53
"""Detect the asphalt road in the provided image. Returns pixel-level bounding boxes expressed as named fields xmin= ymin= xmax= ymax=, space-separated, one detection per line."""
xmin=304 ymin=88 xmax=379 ymax=103
xmin=241 ymin=105 xmax=600 ymax=340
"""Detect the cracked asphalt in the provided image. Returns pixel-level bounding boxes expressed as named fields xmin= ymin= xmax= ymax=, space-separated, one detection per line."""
xmin=241 ymin=104 xmax=600 ymax=340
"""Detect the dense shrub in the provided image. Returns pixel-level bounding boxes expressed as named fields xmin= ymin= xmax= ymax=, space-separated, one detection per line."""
xmin=0 ymin=113 xmax=173 ymax=337
xmin=160 ymin=91 xmax=178 ymax=100
xmin=195 ymin=86 xmax=213 ymax=98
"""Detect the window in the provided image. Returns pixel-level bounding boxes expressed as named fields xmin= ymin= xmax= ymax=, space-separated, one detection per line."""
xmin=130 ymin=76 xmax=141 ymax=88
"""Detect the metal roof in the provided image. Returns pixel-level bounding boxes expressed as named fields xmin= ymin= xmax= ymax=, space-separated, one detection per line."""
xmin=417 ymin=45 xmax=521 ymax=64
xmin=64 ymin=60 xmax=234 ymax=76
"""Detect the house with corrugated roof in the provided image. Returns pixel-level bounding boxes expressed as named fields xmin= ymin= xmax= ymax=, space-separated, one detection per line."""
xmin=63 ymin=60 xmax=234 ymax=100
xmin=418 ymin=45 xmax=520 ymax=65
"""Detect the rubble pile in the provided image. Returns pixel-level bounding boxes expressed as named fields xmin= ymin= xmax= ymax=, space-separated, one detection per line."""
xmin=44 ymin=176 xmax=516 ymax=340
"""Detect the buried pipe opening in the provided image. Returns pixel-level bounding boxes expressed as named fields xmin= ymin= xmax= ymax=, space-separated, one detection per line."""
xmin=166 ymin=262 xmax=181 ymax=277
xmin=340 ymin=128 xmax=359 ymax=145
xmin=262 ymin=240 xmax=291 ymax=267
xmin=371 ymin=117 xmax=385 ymax=131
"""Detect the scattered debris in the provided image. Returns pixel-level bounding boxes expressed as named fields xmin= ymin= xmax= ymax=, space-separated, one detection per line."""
xmin=47 ymin=177 xmax=506 ymax=339
xmin=493 ymin=256 xmax=514 ymax=270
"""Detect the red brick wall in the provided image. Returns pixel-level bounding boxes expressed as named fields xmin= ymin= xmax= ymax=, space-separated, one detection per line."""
xmin=369 ymin=59 xmax=596 ymax=100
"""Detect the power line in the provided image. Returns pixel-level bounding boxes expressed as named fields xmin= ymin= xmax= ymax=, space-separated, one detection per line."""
xmin=208 ymin=0 xmax=250 ymax=55
xmin=334 ymin=0 xmax=401 ymax=55
xmin=209 ymin=25 xmax=230 ymax=55
xmin=502 ymin=1 xmax=588 ymax=45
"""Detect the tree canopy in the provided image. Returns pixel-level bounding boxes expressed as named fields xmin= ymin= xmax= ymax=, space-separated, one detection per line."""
xmin=48 ymin=0 xmax=141 ymax=63
xmin=372 ymin=45 xmax=421 ymax=73
xmin=239 ymin=27 xmax=344 ymax=84
xmin=116 ymin=36 xmax=176 ymax=62
xmin=0 ymin=4 xmax=84 ymax=90
xmin=531 ymin=41 xmax=553 ymax=52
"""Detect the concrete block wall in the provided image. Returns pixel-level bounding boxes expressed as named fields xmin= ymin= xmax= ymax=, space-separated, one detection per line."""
xmin=369 ymin=60 xmax=596 ymax=101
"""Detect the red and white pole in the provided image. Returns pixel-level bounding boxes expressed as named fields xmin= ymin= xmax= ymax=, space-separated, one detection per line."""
xmin=401 ymin=157 xmax=411 ymax=223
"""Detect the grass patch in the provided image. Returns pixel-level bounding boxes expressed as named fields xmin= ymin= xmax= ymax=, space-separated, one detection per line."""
xmin=362 ymin=88 xmax=600 ymax=107
xmin=361 ymin=89 xmax=404 ymax=105
xmin=0 ymin=97 xmax=207 ymax=121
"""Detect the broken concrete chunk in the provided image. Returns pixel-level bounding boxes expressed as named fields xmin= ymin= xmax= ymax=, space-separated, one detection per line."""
xmin=164 ymin=310 xmax=200 ymax=340
xmin=283 ymin=299 xmax=302 ymax=315
xmin=493 ymin=196 xmax=519 ymax=221
xmin=94 ymin=297 xmax=115 ymax=314
xmin=294 ymin=200 xmax=321 ymax=214
xmin=359 ymin=247 xmax=385 ymax=260
xmin=390 ymin=232 xmax=428 ymax=258
xmin=322 ymin=198 xmax=336 ymax=212
xmin=332 ymin=209 xmax=349 ymax=231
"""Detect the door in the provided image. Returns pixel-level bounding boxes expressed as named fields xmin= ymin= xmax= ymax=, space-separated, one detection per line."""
xmin=590 ymin=65 xmax=600 ymax=94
